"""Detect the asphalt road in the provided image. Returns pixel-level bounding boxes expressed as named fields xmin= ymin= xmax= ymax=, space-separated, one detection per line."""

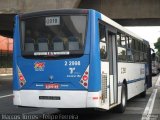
xmin=0 ymin=75 xmax=160 ymax=120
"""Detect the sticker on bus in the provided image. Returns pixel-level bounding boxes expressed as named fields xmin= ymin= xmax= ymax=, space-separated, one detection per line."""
xmin=34 ymin=62 xmax=45 ymax=71
xmin=45 ymin=83 xmax=60 ymax=89
xmin=45 ymin=16 xmax=60 ymax=26
xmin=34 ymin=52 xmax=70 ymax=56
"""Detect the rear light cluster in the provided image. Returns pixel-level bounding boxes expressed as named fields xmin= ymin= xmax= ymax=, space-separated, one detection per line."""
xmin=18 ymin=67 xmax=26 ymax=88
xmin=80 ymin=66 xmax=89 ymax=89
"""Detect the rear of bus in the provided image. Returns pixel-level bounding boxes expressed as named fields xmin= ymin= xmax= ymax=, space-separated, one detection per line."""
xmin=13 ymin=9 xmax=101 ymax=108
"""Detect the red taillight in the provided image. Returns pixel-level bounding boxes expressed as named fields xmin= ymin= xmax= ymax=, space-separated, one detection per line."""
xmin=83 ymin=75 xmax=88 ymax=81
xmin=80 ymin=66 xmax=89 ymax=89
xmin=19 ymin=75 xmax=24 ymax=81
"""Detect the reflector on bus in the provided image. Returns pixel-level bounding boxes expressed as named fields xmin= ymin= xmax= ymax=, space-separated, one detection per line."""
xmin=80 ymin=66 xmax=89 ymax=89
xmin=17 ymin=67 xmax=26 ymax=88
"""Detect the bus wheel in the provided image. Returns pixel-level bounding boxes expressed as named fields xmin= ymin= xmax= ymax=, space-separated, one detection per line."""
xmin=140 ymin=83 xmax=147 ymax=97
xmin=116 ymin=84 xmax=127 ymax=113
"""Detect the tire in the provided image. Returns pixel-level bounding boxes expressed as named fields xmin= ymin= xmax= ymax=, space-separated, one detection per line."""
xmin=140 ymin=83 xmax=147 ymax=97
xmin=116 ymin=84 xmax=127 ymax=113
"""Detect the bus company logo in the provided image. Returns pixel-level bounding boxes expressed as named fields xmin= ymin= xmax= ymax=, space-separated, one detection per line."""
xmin=34 ymin=62 xmax=45 ymax=71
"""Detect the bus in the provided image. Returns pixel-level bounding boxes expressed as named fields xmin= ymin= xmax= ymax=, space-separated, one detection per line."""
xmin=13 ymin=9 xmax=152 ymax=113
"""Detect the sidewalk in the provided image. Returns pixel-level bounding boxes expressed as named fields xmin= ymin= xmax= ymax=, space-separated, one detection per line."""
xmin=152 ymin=75 xmax=160 ymax=116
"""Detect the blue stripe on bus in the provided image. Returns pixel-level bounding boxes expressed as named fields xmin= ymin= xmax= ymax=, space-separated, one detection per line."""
xmin=107 ymin=77 xmax=145 ymax=88
xmin=127 ymin=77 xmax=145 ymax=84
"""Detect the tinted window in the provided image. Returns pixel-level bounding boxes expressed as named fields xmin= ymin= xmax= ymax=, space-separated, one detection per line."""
xmin=99 ymin=23 xmax=108 ymax=60
xmin=121 ymin=34 xmax=126 ymax=47
xmin=21 ymin=15 xmax=87 ymax=56
xmin=127 ymin=49 xmax=134 ymax=62
xmin=118 ymin=47 xmax=126 ymax=61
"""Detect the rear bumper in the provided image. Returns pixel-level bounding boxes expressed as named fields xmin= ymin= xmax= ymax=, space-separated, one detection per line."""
xmin=13 ymin=90 xmax=101 ymax=108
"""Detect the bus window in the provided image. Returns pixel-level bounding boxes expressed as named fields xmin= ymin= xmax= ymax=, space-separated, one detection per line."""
xmin=37 ymin=34 xmax=49 ymax=51
xmin=139 ymin=42 xmax=142 ymax=52
xmin=135 ymin=40 xmax=139 ymax=51
xmin=52 ymin=36 xmax=64 ymax=51
xmin=21 ymin=15 xmax=87 ymax=56
xmin=117 ymin=33 xmax=126 ymax=62
xmin=127 ymin=49 xmax=134 ymax=62
xmin=140 ymin=52 xmax=144 ymax=62
xmin=134 ymin=51 xmax=140 ymax=62
xmin=131 ymin=39 xmax=135 ymax=49
xmin=128 ymin=37 xmax=132 ymax=48
xmin=121 ymin=34 xmax=126 ymax=48
xmin=100 ymin=43 xmax=107 ymax=60
xmin=68 ymin=36 xmax=80 ymax=50
xmin=117 ymin=33 xmax=121 ymax=46
xmin=24 ymin=30 xmax=35 ymax=52
xmin=118 ymin=47 xmax=126 ymax=62
xmin=144 ymin=53 xmax=147 ymax=62
xmin=126 ymin=36 xmax=129 ymax=48
xmin=99 ymin=23 xmax=108 ymax=60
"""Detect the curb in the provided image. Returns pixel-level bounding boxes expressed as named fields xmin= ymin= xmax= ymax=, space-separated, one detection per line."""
xmin=0 ymin=74 xmax=13 ymax=77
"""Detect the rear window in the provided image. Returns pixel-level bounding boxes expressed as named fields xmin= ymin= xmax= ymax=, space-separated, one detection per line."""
xmin=21 ymin=15 xmax=87 ymax=57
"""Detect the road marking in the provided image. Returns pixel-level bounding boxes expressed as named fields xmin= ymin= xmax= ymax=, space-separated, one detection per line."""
xmin=0 ymin=94 xmax=13 ymax=99
xmin=141 ymin=89 xmax=157 ymax=120
xmin=141 ymin=74 xmax=160 ymax=120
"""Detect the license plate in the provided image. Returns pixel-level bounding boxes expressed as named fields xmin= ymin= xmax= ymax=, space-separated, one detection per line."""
xmin=39 ymin=96 xmax=60 ymax=100
xmin=45 ymin=84 xmax=60 ymax=89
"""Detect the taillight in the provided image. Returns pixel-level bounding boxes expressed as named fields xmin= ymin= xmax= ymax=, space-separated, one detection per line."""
xmin=18 ymin=67 xmax=26 ymax=88
xmin=19 ymin=75 xmax=24 ymax=81
xmin=83 ymin=75 xmax=88 ymax=81
xmin=80 ymin=66 xmax=89 ymax=89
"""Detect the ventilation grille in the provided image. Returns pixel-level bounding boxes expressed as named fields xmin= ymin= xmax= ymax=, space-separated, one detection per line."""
xmin=102 ymin=74 xmax=107 ymax=103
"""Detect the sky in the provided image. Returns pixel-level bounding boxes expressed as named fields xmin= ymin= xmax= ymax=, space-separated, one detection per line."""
xmin=125 ymin=26 xmax=160 ymax=50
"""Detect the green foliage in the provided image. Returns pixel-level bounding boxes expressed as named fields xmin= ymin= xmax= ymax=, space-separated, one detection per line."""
xmin=154 ymin=37 xmax=160 ymax=56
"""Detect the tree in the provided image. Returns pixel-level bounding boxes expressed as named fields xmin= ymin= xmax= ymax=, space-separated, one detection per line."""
xmin=154 ymin=37 xmax=160 ymax=56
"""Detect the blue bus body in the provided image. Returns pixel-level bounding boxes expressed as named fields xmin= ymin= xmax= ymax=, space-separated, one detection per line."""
xmin=13 ymin=9 xmax=101 ymax=91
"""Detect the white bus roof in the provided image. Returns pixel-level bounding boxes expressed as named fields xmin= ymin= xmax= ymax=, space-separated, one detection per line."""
xmin=100 ymin=12 xmax=144 ymax=41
